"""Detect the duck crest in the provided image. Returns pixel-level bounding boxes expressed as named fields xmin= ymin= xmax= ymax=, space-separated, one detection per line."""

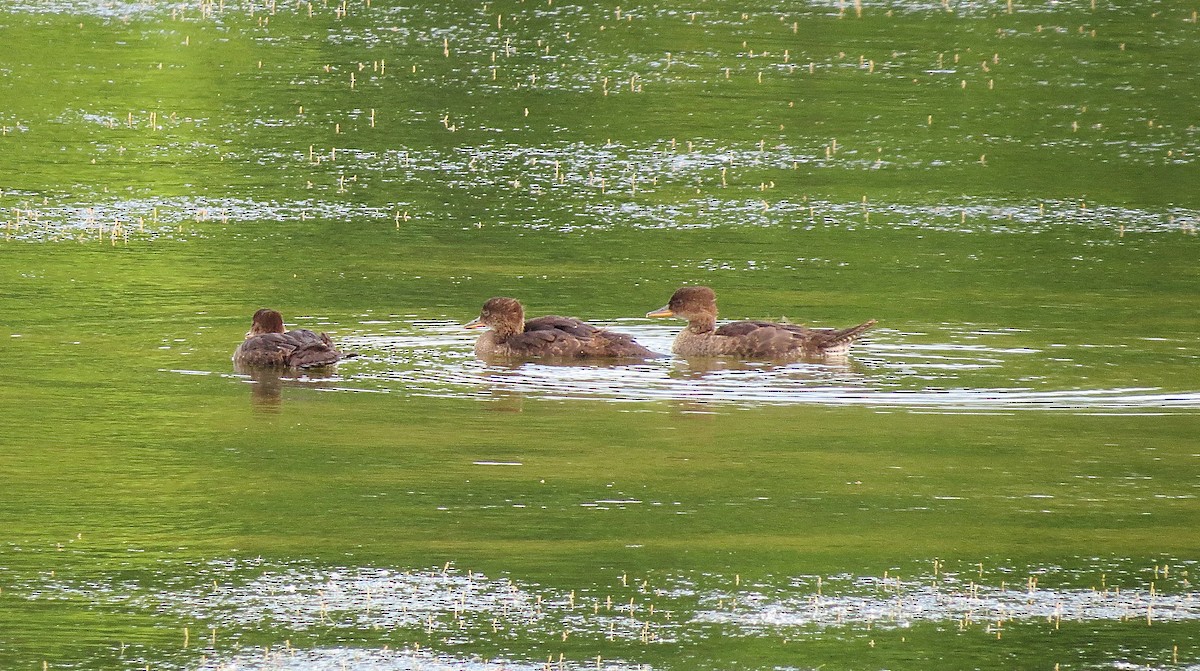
xmin=249 ymin=308 xmax=286 ymax=335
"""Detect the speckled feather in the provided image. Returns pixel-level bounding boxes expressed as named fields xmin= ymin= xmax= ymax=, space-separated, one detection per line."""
xmin=708 ymin=320 xmax=877 ymax=358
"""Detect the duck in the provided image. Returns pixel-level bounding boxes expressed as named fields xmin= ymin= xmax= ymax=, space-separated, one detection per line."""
xmin=232 ymin=308 xmax=354 ymax=369
xmin=465 ymin=297 xmax=659 ymax=360
xmin=647 ymin=286 xmax=876 ymax=360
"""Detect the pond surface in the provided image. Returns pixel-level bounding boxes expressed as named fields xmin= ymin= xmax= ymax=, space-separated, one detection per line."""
xmin=1 ymin=1 xmax=1198 ymax=669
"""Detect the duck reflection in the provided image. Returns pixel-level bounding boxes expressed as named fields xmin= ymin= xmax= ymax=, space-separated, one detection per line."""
xmin=665 ymin=356 xmax=857 ymax=379
xmin=475 ymin=386 xmax=527 ymax=414
xmin=473 ymin=354 xmax=663 ymax=370
xmin=234 ymin=362 xmax=340 ymax=412
xmin=469 ymin=356 xmax=662 ymax=411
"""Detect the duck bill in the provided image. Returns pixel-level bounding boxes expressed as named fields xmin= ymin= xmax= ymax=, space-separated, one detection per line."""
xmin=646 ymin=305 xmax=675 ymax=318
xmin=464 ymin=317 xmax=488 ymax=329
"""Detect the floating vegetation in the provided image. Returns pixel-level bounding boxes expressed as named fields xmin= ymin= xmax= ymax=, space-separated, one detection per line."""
xmin=194 ymin=648 xmax=653 ymax=671
xmin=697 ymin=572 xmax=1200 ymax=631
xmin=15 ymin=558 xmax=1198 ymax=670
xmin=4 ymin=0 xmax=1199 ymax=244
xmin=0 ymin=196 xmax=397 ymax=242
xmin=6 ymin=190 xmax=1195 ymax=242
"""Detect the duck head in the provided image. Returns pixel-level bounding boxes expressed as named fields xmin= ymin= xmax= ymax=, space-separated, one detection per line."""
xmin=647 ymin=286 xmax=718 ymax=331
xmin=248 ymin=308 xmax=286 ymax=337
xmin=465 ymin=297 xmax=525 ymax=337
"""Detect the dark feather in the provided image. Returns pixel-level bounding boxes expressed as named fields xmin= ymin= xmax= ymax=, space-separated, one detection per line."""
xmin=233 ymin=329 xmax=349 ymax=369
xmin=811 ymin=320 xmax=877 ymax=349
xmin=524 ymin=315 xmax=601 ymax=339
xmin=471 ymin=298 xmax=660 ymax=360
xmin=506 ymin=322 xmax=655 ymax=358
xmin=714 ymin=320 xmax=809 ymax=338
xmin=487 ymin=319 xmax=657 ymax=359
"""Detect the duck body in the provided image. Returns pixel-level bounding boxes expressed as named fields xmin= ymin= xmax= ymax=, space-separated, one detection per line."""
xmin=671 ymin=319 xmax=875 ymax=360
xmin=467 ymin=297 xmax=659 ymax=360
xmin=648 ymin=286 xmax=875 ymax=361
xmin=233 ymin=309 xmax=352 ymax=369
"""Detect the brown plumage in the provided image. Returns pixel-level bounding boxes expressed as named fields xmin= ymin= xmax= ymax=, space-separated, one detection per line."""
xmin=647 ymin=286 xmax=876 ymax=360
xmin=465 ymin=297 xmax=660 ymax=360
xmin=232 ymin=308 xmax=354 ymax=369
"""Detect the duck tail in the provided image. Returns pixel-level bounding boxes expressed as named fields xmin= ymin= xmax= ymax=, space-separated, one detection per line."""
xmin=825 ymin=319 xmax=877 ymax=346
xmin=290 ymin=333 xmax=346 ymax=368
xmin=291 ymin=348 xmax=343 ymax=369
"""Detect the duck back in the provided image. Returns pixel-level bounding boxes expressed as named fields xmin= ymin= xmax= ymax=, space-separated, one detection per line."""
xmin=234 ymin=329 xmax=345 ymax=369
xmin=481 ymin=316 xmax=658 ymax=360
xmin=524 ymin=315 xmax=601 ymax=339
xmin=675 ymin=319 xmax=876 ymax=360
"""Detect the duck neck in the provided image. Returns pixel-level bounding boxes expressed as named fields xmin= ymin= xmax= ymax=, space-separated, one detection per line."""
xmin=686 ymin=314 xmax=717 ymax=334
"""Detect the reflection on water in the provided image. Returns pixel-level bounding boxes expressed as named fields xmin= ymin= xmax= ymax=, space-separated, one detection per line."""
xmin=232 ymin=363 xmax=345 ymax=412
xmin=217 ymin=320 xmax=1200 ymax=414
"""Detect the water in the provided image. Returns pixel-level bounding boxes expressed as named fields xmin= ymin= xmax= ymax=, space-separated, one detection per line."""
xmin=1 ymin=1 xmax=1198 ymax=669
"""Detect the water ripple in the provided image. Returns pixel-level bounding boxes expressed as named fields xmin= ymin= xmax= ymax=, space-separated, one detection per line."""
xmin=253 ymin=321 xmax=1200 ymax=413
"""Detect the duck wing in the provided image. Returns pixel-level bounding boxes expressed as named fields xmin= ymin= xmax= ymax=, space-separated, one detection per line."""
xmin=588 ymin=329 xmax=660 ymax=358
xmin=712 ymin=319 xmax=875 ymax=358
xmin=283 ymin=329 xmax=346 ymax=369
xmin=525 ymin=315 xmax=600 ymax=338
xmin=508 ymin=316 xmax=658 ymax=358
xmin=233 ymin=332 xmax=298 ymax=367
xmin=712 ymin=320 xmax=808 ymax=338
xmin=505 ymin=325 xmax=591 ymax=357
xmin=711 ymin=320 xmax=810 ymax=358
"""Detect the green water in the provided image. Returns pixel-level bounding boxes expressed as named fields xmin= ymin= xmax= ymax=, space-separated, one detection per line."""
xmin=1 ymin=1 xmax=1198 ymax=669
